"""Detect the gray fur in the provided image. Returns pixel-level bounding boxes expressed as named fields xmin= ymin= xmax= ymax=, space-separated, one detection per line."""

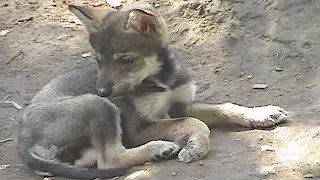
xmin=17 ymin=3 xmax=194 ymax=179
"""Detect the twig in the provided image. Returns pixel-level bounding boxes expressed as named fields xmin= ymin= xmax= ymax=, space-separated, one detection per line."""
xmin=276 ymin=50 xmax=282 ymax=58
xmin=1 ymin=94 xmax=10 ymax=103
xmin=0 ymin=138 xmax=13 ymax=144
xmin=252 ymin=34 xmax=263 ymax=40
xmin=6 ymin=51 xmax=24 ymax=65
xmin=3 ymin=101 xmax=22 ymax=110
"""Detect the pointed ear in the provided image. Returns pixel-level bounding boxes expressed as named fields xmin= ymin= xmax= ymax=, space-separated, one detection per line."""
xmin=125 ymin=4 xmax=167 ymax=42
xmin=68 ymin=5 xmax=115 ymax=33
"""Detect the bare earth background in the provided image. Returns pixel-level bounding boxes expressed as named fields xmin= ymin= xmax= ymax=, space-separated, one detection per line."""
xmin=1 ymin=0 xmax=320 ymax=179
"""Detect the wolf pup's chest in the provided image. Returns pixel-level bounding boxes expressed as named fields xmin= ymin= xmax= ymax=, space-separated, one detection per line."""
xmin=132 ymin=82 xmax=196 ymax=120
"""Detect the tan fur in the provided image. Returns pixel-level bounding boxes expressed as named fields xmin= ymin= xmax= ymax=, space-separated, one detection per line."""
xmin=18 ymin=4 xmax=288 ymax=179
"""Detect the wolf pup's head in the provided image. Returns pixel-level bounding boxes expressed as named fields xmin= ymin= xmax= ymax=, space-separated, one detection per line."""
xmin=69 ymin=3 xmax=168 ymax=97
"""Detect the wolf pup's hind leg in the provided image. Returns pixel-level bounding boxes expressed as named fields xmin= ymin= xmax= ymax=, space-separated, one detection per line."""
xmin=17 ymin=94 xmax=128 ymax=179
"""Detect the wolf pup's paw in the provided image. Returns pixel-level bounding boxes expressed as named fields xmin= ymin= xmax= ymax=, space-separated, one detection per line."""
xmin=177 ymin=136 xmax=210 ymax=163
xmin=244 ymin=105 xmax=289 ymax=128
xmin=149 ymin=140 xmax=181 ymax=161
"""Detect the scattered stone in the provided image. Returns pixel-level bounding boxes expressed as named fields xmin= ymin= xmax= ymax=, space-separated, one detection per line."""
xmin=246 ymin=75 xmax=253 ymax=79
xmin=200 ymin=60 xmax=206 ymax=65
xmin=198 ymin=161 xmax=204 ymax=166
xmin=106 ymin=0 xmax=122 ymax=7
xmin=154 ymin=4 xmax=160 ymax=8
xmin=304 ymin=173 xmax=314 ymax=178
xmin=0 ymin=29 xmax=10 ymax=37
xmin=303 ymin=41 xmax=311 ymax=49
xmin=17 ymin=16 xmax=34 ymax=22
xmin=252 ymin=84 xmax=268 ymax=89
xmin=0 ymin=164 xmax=10 ymax=171
xmin=259 ymin=135 xmax=264 ymax=140
xmin=93 ymin=2 xmax=104 ymax=7
xmin=43 ymin=178 xmax=51 ymax=180
xmin=274 ymin=67 xmax=284 ymax=72
xmin=81 ymin=52 xmax=92 ymax=58
xmin=28 ymin=0 xmax=38 ymax=4
xmin=261 ymin=145 xmax=275 ymax=152
xmin=258 ymin=166 xmax=276 ymax=176
xmin=171 ymin=172 xmax=177 ymax=176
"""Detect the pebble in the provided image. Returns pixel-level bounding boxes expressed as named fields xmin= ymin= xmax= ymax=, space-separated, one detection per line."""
xmin=259 ymin=135 xmax=264 ymax=140
xmin=258 ymin=166 xmax=276 ymax=176
xmin=17 ymin=16 xmax=34 ymax=22
xmin=304 ymin=173 xmax=314 ymax=178
xmin=261 ymin=145 xmax=275 ymax=152
xmin=246 ymin=75 xmax=253 ymax=79
xmin=106 ymin=0 xmax=122 ymax=7
xmin=81 ymin=52 xmax=92 ymax=58
xmin=198 ymin=161 xmax=204 ymax=166
xmin=0 ymin=164 xmax=10 ymax=170
xmin=0 ymin=30 xmax=10 ymax=37
xmin=252 ymin=84 xmax=268 ymax=89
xmin=171 ymin=172 xmax=177 ymax=176
xmin=274 ymin=67 xmax=284 ymax=72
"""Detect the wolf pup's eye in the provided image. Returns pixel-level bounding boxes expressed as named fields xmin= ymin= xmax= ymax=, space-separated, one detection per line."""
xmin=121 ymin=56 xmax=134 ymax=65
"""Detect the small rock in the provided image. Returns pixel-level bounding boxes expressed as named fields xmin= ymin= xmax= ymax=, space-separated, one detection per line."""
xmin=171 ymin=172 xmax=177 ymax=176
xmin=258 ymin=166 xmax=276 ymax=176
xmin=200 ymin=60 xmax=206 ymax=65
xmin=0 ymin=164 xmax=10 ymax=171
xmin=252 ymin=84 xmax=268 ymax=89
xmin=0 ymin=30 xmax=10 ymax=37
xmin=259 ymin=135 xmax=264 ymax=140
xmin=106 ymin=0 xmax=122 ymax=7
xmin=154 ymin=3 xmax=160 ymax=8
xmin=93 ymin=2 xmax=104 ymax=7
xmin=261 ymin=145 xmax=275 ymax=152
xmin=274 ymin=67 xmax=284 ymax=72
xmin=303 ymin=41 xmax=311 ymax=49
xmin=198 ymin=161 xmax=204 ymax=166
xmin=28 ymin=0 xmax=38 ymax=4
xmin=81 ymin=52 xmax=92 ymax=58
xmin=43 ymin=178 xmax=51 ymax=180
xmin=17 ymin=16 xmax=34 ymax=22
xmin=246 ymin=75 xmax=253 ymax=79
xmin=304 ymin=173 xmax=314 ymax=178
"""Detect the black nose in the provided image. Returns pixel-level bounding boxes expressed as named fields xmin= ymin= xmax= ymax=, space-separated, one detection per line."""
xmin=97 ymin=88 xmax=112 ymax=97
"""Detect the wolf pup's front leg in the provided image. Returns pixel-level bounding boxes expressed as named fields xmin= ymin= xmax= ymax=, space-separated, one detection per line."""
xmin=189 ymin=102 xmax=288 ymax=128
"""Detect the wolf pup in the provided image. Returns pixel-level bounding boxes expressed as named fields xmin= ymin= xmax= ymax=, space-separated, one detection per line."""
xmin=17 ymin=2 xmax=288 ymax=180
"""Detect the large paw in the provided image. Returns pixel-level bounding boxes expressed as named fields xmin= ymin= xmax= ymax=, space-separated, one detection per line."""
xmin=178 ymin=136 xmax=210 ymax=163
xmin=149 ymin=141 xmax=181 ymax=161
xmin=244 ymin=105 xmax=289 ymax=128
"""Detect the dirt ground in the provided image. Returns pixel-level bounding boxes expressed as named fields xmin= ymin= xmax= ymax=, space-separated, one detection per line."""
xmin=1 ymin=0 xmax=320 ymax=179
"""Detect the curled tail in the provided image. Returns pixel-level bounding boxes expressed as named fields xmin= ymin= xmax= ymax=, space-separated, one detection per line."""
xmin=19 ymin=148 xmax=128 ymax=179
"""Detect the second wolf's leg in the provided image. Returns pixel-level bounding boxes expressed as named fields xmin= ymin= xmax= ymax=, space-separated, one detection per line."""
xmin=189 ymin=103 xmax=289 ymax=128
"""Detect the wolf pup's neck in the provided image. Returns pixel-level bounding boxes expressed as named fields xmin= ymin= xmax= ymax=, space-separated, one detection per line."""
xmin=154 ymin=47 xmax=192 ymax=89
